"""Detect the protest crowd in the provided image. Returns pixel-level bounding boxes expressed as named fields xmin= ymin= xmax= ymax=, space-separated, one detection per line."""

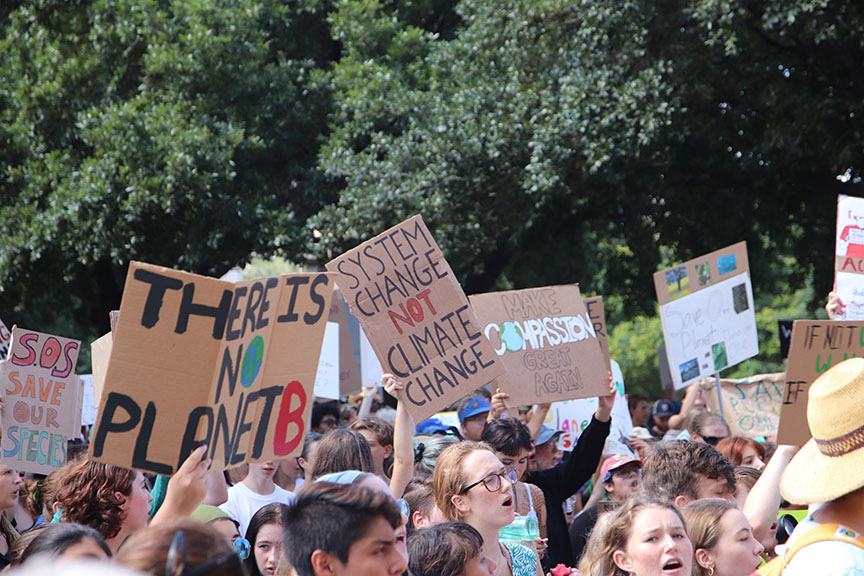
xmin=1 ymin=213 xmax=864 ymax=576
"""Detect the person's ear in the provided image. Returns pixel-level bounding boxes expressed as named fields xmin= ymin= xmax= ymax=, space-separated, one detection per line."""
xmin=603 ymin=481 xmax=615 ymax=496
xmin=114 ymin=491 xmax=127 ymax=510
xmin=695 ymin=548 xmax=715 ymax=571
xmin=412 ymin=510 xmax=427 ymax=530
xmin=383 ymin=445 xmax=393 ymax=459
xmin=673 ymin=494 xmax=690 ymax=508
xmin=613 ymin=550 xmax=632 ymax=573
xmin=310 ymin=550 xmax=338 ymax=576
xmin=451 ymin=494 xmax=471 ymax=515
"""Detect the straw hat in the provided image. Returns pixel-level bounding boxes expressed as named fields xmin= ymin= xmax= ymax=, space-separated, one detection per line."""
xmin=780 ymin=358 xmax=864 ymax=504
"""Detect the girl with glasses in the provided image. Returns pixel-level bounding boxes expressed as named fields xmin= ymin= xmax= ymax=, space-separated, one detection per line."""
xmin=433 ymin=442 xmax=542 ymax=576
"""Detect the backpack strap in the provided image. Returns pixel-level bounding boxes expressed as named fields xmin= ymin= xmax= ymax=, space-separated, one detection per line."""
xmin=781 ymin=524 xmax=864 ymax=569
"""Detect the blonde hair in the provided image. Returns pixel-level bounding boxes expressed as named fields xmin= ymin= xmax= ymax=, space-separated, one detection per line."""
xmin=680 ymin=499 xmax=737 ymax=576
xmin=597 ymin=497 xmax=686 ymax=576
xmin=578 ymin=511 xmax=614 ymax=576
xmin=432 ymin=441 xmax=493 ymax=522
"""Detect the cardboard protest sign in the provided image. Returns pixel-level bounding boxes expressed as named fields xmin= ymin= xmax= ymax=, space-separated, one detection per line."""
xmin=89 ymin=261 xmax=335 ymax=474
xmin=0 ymin=318 xmax=10 ymax=360
xmin=776 ymin=320 xmax=864 ymax=445
xmin=470 ymin=285 xmax=608 ymax=406
xmin=90 ymin=332 xmax=113 ymax=409
xmin=313 ymin=323 xmax=340 ymax=400
xmin=835 ymin=195 xmax=864 ymax=319
xmin=1 ymin=327 xmax=83 ymax=474
xmin=543 ymin=360 xmax=634 ymax=457
xmin=584 ymin=296 xmax=612 ymax=371
xmin=701 ymin=373 xmax=785 ymax=438
xmin=325 ymin=216 xmax=504 ymax=422
xmin=654 ymin=242 xmax=758 ymax=389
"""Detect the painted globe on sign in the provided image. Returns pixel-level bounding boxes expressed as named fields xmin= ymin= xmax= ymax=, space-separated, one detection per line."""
xmin=241 ymin=335 xmax=265 ymax=388
xmin=499 ymin=322 xmax=524 ymax=353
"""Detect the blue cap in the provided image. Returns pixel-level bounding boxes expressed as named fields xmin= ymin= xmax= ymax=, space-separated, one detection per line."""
xmin=653 ymin=399 xmax=678 ymax=418
xmin=416 ymin=418 xmax=456 ymax=435
xmin=459 ymin=397 xmax=491 ymax=421
xmin=536 ymin=425 xmax=564 ymax=446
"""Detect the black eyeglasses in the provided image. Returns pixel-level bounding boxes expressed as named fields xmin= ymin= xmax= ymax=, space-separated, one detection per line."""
xmin=459 ymin=468 xmax=518 ymax=495
xmin=702 ymin=435 xmax=726 ymax=446
xmin=166 ymin=531 xmax=245 ymax=576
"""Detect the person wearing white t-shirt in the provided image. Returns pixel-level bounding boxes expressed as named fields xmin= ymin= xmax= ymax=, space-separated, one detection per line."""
xmin=220 ymin=460 xmax=297 ymax=537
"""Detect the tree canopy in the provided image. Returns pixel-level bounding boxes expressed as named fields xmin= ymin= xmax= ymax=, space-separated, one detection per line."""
xmin=1 ymin=0 xmax=861 ymax=386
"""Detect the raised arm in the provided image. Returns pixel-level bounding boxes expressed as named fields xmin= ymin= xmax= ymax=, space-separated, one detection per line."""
xmin=528 ymin=403 xmax=552 ymax=442
xmin=383 ymin=374 xmax=414 ymax=499
xmin=742 ymin=445 xmax=798 ymax=544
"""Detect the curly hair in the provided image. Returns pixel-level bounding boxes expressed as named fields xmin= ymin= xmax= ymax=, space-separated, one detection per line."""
xmin=52 ymin=459 xmax=135 ymax=540
xmin=642 ymin=440 xmax=736 ymax=503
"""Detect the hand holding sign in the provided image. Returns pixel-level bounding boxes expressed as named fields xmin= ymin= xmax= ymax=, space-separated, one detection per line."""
xmin=595 ymin=374 xmax=615 ymax=423
xmin=152 ymin=445 xmax=211 ymax=525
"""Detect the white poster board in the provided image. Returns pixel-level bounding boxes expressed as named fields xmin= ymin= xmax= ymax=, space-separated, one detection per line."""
xmin=359 ymin=329 xmax=383 ymax=389
xmin=80 ymin=374 xmax=98 ymax=426
xmin=314 ymin=322 xmax=341 ymax=399
xmin=0 ymin=318 xmax=10 ymax=360
xmin=654 ymin=242 xmax=759 ymax=389
xmin=835 ymin=195 xmax=864 ymax=319
xmin=543 ymin=360 xmax=634 ymax=457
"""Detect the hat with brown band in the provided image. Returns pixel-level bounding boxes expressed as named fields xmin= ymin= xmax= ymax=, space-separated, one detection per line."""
xmin=781 ymin=357 xmax=864 ymax=504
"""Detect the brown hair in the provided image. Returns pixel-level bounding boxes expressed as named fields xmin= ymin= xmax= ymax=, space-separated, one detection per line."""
xmin=734 ymin=466 xmax=761 ymax=493
xmin=642 ymin=440 xmax=736 ymax=502
xmin=689 ymin=412 xmax=730 ymax=439
xmin=52 ymin=459 xmax=135 ymax=540
xmin=115 ymin=519 xmax=239 ymax=576
xmin=403 ymin=477 xmax=436 ymax=535
xmin=680 ymin=499 xmax=737 ymax=576
xmin=432 ymin=441 xmax=493 ymax=522
xmin=407 ymin=521 xmax=484 ymax=576
xmin=349 ymin=417 xmax=394 ymax=448
xmin=309 ymin=429 xmax=375 ymax=480
xmin=716 ymin=436 xmax=766 ymax=467
xmin=598 ymin=497 xmax=687 ymax=576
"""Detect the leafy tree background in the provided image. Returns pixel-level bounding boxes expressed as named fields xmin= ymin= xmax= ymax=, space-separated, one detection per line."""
xmin=0 ymin=0 xmax=859 ymax=394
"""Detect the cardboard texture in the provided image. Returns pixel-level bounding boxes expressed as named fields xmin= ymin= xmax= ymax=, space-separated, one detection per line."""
xmin=584 ymin=296 xmax=612 ymax=372
xmin=834 ymin=195 xmax=864 ymax=319
xmin=700 ymin=372 xmax=785 ymax=438
xmin=89 ymin=261 xmax=335 ymax=475
xmin=776 ymin=320 xmax=864 ymax=445
xmin=325 ymin=216 xmax=504 ymax=422
xmin=470 ymin=285 xmax=609 ymax=406
xmin=654 ymin=242 xmax=759 ymax=389
xmin=313 ymin=322 xmax=340 ymax=400
xmin=90 ymin=332 xmax=113 ymax=410
xmin=1 ymin=327 xmax=83 ymax=474
xmin=0 ymin=318 xmax=10 ymax=361
xmin=543 ymin=360 xmax=634 ymax=458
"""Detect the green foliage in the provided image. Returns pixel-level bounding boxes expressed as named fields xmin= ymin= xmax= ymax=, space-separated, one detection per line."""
xmin=0 ymin=0 xmax=335 ymax=342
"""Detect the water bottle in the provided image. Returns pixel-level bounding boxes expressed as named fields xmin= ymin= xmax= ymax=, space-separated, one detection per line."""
xmin=499 ymin=515 xmax=539 ymax=542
